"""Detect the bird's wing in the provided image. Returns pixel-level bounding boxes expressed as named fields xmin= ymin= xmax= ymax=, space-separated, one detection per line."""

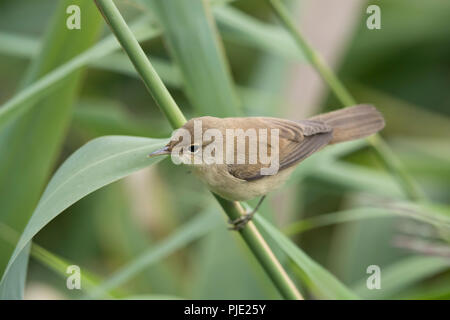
xmin=227 ymin=118 xmax=333 ymax=181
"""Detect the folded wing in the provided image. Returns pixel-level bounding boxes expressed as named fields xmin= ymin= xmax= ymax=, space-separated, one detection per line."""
xmin=227 ymin=118 xmax=333 ymax=181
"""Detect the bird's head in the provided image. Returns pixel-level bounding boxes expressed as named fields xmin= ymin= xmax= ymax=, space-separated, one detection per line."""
xmin=148 ymin=116 xmax=224 ymax=166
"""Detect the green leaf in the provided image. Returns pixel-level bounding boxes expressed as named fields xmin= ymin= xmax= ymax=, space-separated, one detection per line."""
xmin=396 ymin=273 xmax=450 ymax=299
xmin=30 ymin=243 xmax=111 ymax=298
xmin=0 ymin=0 xmax=102 ymax=296
xmin=144 ymin=0 xmax=241 ymax=117
xmin=284 ymin=208 xmax=399 ymax=236
xmin=0 ymin=16 xmax=160 ymax=128
xmin=255 ymin=214 xmax=360 ymax=299
xmin=87 ymin=209 xmax=221 ymax=299
xmin=0 ymin=32 xmax=290 ymax=114
xmin=284 ymin=205 xmax=450 ymax=237
xmin=0 ymin=243 xmax=30 ymax=300
xmin=352 ymin=256 xmax=450 ymax=299
xmin=214 ymin=6 xmax=305 ymax=61
xmin=0 ymin=222 xmax=109 ymax=298
xmin=0 ymin=136 xmax=168 ymax=297
xmin=0 ymin=32 xmax=181 ymax=88
xmin=309 ymin=162 xmax=406 ymax=198
xmin=285 ymin=141 xmax=369 ymax=184
xmin=190 ymin=221 xmax=280 ymax=299
xmin=72 ymin=98 xmax=171 ymax=138
xmin=0 ymin=32 xmax=38 ymax=58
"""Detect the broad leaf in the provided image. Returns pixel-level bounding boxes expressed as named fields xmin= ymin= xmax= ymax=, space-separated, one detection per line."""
xmin=0 ymin=136 xmax=168 ymax=298
xmin=0 ymin=243 xmax=30 ymax=300
xmin=0 ymin=0 xmax=102 ymax=298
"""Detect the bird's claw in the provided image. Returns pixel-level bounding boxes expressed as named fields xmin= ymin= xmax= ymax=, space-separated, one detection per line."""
xmin=228 ymin=211 xmax=255 ymax=231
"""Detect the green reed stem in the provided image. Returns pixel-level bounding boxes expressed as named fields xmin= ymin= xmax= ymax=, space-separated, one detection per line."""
xmin=94 ymin=0 xmax=303 ymax=300
xmin=266 ymin=0 xmax=425 ymax=202
xmin=94 ymin=0 xmax=185 ymax=129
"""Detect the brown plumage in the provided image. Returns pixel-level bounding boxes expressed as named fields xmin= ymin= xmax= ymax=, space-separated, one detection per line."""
xmin=150 ymin=104 xmax=385 ymax=203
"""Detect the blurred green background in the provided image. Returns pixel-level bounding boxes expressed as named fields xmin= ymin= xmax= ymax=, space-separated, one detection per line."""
xmin=0 ymin=0 xmax=449 ymax=299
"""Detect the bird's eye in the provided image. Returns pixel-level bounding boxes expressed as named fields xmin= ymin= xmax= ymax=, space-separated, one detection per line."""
xmin=189 ymin=144 xmax=199 ymax=153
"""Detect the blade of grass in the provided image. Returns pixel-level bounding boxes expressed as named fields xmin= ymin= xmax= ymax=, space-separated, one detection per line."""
xmin=310 ymin=161 xmax=405 ymax=199
xmin=90 ymin=182 xmax=181 ymax=295
xmin=0 ymin=32 xmax=292 ymax=112
xmin=0 ymin=32 xmax=38 ymax=58
xmin=283 ymin=205 xmax=450 ymax=237
xmin=394 ymin=273 xmax=450 ymax=300
xmin=351 ymin=256 xmax=450 ymax=299
xmin=0 ymin=223 xmax=115 ymax=299
xmin=0 ymin=136 xmax=168 ymax=295
xmin=285 ymin=142 xmax=379 ymax=187
xmin=0 ymin=31 xmax=289 ymax=115
xmin=87 ymin=209 xmax=220 ymax=299
xmin=284 ymin=208 xmax=400 ymax=236
xmin=190 ymin=221 xmax=281 ymax=299
xmin=94 ymin=0 xmax=302 ymax=300
xmin=241 ymin=54 xmax=289 ymax=116
xmin=0 ymin=16 xmax=160 ymax=128
xmin=0 ymin=0 xmax=102 ymax=297
xmin=213 ymin=5 xmax=305 ymax=61
xmin=265 ymin=0 xmax=426 ymax=202
xmin=0 ymin=244 xmax=30 ymax=300
xmin=254 ymin=214 xmax=360 ymax=299
xmin=0 ymin=32 xmax=183 ymax=88
xmin=144 ymin=0 xmax=241 ymax=117
xmin=30 ymin=244 xmax=111 ymax=298
xmin=72 ymin=98 xmax=171 ymax=138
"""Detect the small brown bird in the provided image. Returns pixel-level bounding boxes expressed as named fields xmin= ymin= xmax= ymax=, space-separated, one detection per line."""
xmin=149 ymin=104 xmax=385 ymax=229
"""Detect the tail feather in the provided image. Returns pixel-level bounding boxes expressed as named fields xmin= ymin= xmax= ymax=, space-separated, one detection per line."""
xmin=309 ymin=104 xmax=385 ymax=144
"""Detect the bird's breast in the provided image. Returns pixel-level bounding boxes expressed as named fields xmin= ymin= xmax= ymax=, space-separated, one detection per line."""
xmin=192 ymin=163 xmax=295 ymax=201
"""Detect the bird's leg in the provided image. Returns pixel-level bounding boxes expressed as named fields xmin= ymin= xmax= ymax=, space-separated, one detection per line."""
xmin=228 ymin=196 xmax=266 ymax=231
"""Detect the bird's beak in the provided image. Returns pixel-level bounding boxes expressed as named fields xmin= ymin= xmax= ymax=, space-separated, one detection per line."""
xmin=148 ymin=145 xmax=171 ymax=158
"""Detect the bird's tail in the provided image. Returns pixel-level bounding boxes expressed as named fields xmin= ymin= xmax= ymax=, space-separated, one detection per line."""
xmin=309 ymin=104 xmax=385 ymax=144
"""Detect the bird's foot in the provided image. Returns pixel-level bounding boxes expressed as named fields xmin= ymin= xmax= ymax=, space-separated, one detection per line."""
xmin=228 ymin=210 xmax=255 ymax=231
xmin=227 ymin=196 xmax=266 ymax=231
